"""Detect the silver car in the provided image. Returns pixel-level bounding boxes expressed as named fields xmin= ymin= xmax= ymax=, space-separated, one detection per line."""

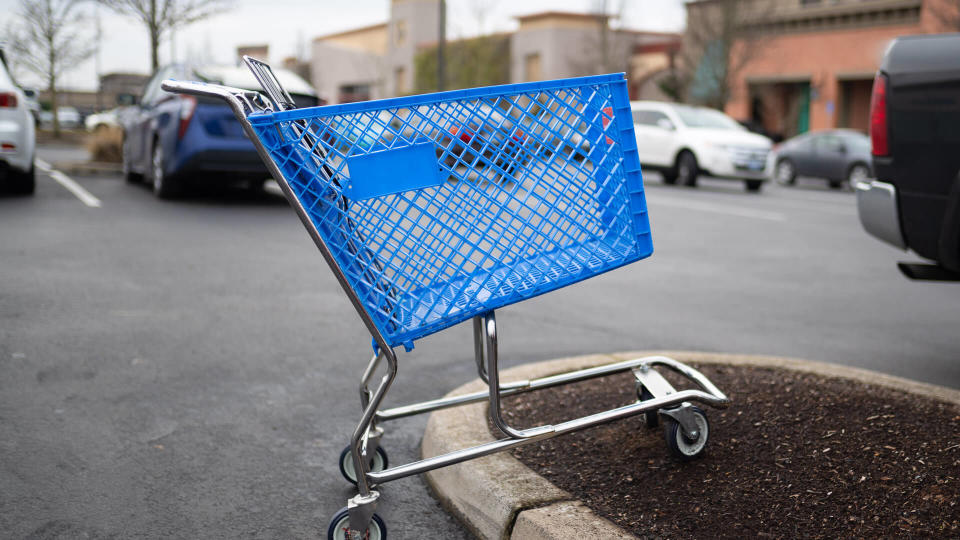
xmin=773 ymin=129 xmax=873 ymax=189
xmin=0 ymin=48 xmax=36 ymax=195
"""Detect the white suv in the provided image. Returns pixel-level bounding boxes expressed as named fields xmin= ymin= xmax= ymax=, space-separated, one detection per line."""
xmin=631 ymin=101 xmax=771 ymax=192
xmin=0 ymin=49 xmax=36 ymax=195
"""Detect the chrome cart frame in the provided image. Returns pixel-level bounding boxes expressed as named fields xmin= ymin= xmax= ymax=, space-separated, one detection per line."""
xmin=161 ymin=59 xmax=730 ymax=539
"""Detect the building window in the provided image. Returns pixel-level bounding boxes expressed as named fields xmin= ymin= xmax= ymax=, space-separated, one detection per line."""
xmin=524 ymin=53 xmax=542 ymax=82
xmin=395 ymin=20 xmax=406 ymax=46
xmin=339 ymin=84 xmax=371 ymax=103
xmin=395 ymin=66 xmax=406 ymax=95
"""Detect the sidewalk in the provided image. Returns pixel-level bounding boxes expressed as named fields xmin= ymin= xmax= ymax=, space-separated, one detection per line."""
xmin=422 ymin=351 xmax=960 ymax=539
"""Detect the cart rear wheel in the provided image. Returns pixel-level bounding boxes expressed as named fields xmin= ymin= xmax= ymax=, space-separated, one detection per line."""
xmin=327 ymin=507 xmax=387 ymax=540
xmin=636 ymin=386 xmax=659 ymax=429
xmin=663 ymin=406 xmax=709 ymax=461
xmin=339 ymin=445 xmax=388 ymax=486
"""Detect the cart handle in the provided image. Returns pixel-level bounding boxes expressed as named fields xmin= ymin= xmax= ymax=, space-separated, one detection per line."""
xmin=160 ymin=79 xmax=273 ymax=117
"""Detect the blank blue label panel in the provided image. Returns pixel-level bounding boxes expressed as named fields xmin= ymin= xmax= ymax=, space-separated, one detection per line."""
xmin=345 ymin=141 xmax=442 ymax=201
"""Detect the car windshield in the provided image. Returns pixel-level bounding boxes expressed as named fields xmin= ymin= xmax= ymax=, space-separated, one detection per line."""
xmin=672 ymin=105 xmax=744 ymax=130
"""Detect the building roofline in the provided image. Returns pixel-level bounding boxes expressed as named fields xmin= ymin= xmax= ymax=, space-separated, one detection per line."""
xmin=313 ymin=22 xmax=388 ymax=42
xmin=620 ymin=29 xmax=682 ymax=38
xmin=415 ymin=31 xmax=512 ymax=51
xmin=515 ymin=11 xmax=610 ymax=22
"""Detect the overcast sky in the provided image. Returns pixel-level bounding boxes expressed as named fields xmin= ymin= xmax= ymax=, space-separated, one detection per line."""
xmin=1 ymin=0 xmax=687 ymax=92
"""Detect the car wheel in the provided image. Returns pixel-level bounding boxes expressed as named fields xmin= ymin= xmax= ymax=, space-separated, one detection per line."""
xmin=745 ymin=179 xmax=763 ymax=193
xmin=846 ymin=163 xmax=870 ymax=188
xmin=150 ymin=141 xmax=181 ymax=199
xmin=121 ymin=135 xmax=142 ymax=184
xmin=10 ymin=162 xmax=36 ymax=195
xmin=676 ymin=151 xmax=699 ymax=187
xmin=660 ymin=169 xmax=679 ymax=185
xmin=775 ymin=159 xmax=796 ymax=185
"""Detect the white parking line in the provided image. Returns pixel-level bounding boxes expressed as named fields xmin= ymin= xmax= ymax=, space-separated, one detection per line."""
xmin=649 ymin=195 xmax=786 ymax=222
xmin=35 ymin=159 xmax=102 ymax=208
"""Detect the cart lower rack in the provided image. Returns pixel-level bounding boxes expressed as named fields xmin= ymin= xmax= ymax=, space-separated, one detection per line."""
xmin=162 ymin=58 xmax=730 ymax=539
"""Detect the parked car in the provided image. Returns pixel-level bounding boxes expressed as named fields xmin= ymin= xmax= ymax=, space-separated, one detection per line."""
xmin=631 ymin=101 xmax=772 ymax=192
xmin=39 ymin=106 xmax=82 ymax=130
xmin=857 ymin=33 xmax=960 ymax=280
xmin=85 ymin=108 xmax=121 ymax=132
xmin=122 ymin=63 xmax=318 ymax=198
xmin=21 ymin=87 xmax=40 ymax=123
xmin=0 ymin=47 xmax=36 ymax=195
xmin=773 ymin=129 xmax=872 ymax=189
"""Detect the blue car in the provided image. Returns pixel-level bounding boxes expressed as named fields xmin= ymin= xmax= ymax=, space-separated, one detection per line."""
xmin=122 ymin=63 xmax=318 ymax=198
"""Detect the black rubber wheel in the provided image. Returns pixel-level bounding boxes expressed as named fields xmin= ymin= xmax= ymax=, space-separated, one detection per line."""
xmin=150 ymin=141 xmax=181 ymax=199
xmin=10 ymin=162 xmax=36 ymax=195
xmin=663 ymin=406 xmax=709 ymax=461
xmin=637 ymin=386 xmax=659 ymax=429
xmin=745 ymin=179 xmax=763 ymax=193
xmin=775 ymin=158 xmax=796 ymax=185
xmin=660 ymin=169 xmax=679 ymax=185
xmin=327 ymin=507 xmax=387 ymax=540
xmin=338 ymin=445 xmax=388 ymax=486
xmin=676 ymin=151 xmax=699 ymax=187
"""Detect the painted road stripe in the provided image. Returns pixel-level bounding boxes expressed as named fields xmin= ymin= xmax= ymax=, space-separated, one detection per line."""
xmin=35 ymin=159 xmax=102 ymax=208
xmin=650 ymin=195 xmax=786 ymax=222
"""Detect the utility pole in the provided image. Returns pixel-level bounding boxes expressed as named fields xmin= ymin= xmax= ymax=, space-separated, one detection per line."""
xmin=437 ymin=0 xmax=446 ymax=91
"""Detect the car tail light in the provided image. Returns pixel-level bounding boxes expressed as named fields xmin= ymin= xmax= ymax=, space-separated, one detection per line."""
xmin=1 ymin=142 xmax=15 ymax=151
xmin=0 ymin=92 xmax=17 ymax=108
xmin=178 ymin=96 xmax=197 ymax=138
xmin=870 ymin=72 xmax=889 ymax=156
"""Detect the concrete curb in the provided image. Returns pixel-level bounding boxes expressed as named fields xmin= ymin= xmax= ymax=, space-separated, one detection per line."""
xmin=422 ymin=351 xmax=960 ymax=540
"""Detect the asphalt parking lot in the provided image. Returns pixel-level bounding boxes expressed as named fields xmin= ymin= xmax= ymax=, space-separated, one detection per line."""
xmin=2 ymin=144 xmax=958 ymax=538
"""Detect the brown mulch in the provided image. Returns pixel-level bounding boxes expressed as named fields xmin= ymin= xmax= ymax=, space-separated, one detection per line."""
xmin=494 ymin=364 xmax=960 ymax=539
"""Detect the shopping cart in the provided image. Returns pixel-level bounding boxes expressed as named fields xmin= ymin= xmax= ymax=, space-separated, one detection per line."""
xmin=161 ymin=58 xmax=730 ymax=539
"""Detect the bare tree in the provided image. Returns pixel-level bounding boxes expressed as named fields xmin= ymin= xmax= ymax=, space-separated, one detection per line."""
xmin=6 ymin=0 xmax=96 ymax=137
xmin=592 ymin=0 xmax=629 ymax=74
xmin=566 ymin=1 xmax=634 ymax=78
xmin=97 ymin=0 xmax=231 ymax=72
xmin=682 ymin=0 xmax=772 ymax=110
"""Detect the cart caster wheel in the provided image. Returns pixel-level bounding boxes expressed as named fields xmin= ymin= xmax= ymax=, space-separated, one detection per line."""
xmin=327 ymin=507 xmax=387 ymax=540
xmin=637 ymin=385 xmax=659 ymax=429
xmin=663 ymin=406 xmax=709 ymax=461
xmin=339 ymin=445 xmax=388 ymax=486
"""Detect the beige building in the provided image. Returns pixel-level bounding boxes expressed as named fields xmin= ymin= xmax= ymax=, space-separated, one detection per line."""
xmin=311 ymin=1 xmax=680 ymax=104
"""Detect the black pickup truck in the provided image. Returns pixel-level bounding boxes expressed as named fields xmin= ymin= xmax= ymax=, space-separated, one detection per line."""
xmin=857 ymin=33 xmax=960 ymax=280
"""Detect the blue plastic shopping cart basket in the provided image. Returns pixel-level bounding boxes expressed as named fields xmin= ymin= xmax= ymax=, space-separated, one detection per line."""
xmin=161 ymin=57 xmax=729 ymax=540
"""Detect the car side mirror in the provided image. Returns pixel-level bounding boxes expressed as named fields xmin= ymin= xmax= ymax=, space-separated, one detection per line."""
xmin=656 ymin=118 xmax=675 ymax=131
xmin=116 ymin=93 xmax=138 ymax=106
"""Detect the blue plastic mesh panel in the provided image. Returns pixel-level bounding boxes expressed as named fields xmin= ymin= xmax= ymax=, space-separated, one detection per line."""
xmin=249 ymin=74 xmax=651 ymax=349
